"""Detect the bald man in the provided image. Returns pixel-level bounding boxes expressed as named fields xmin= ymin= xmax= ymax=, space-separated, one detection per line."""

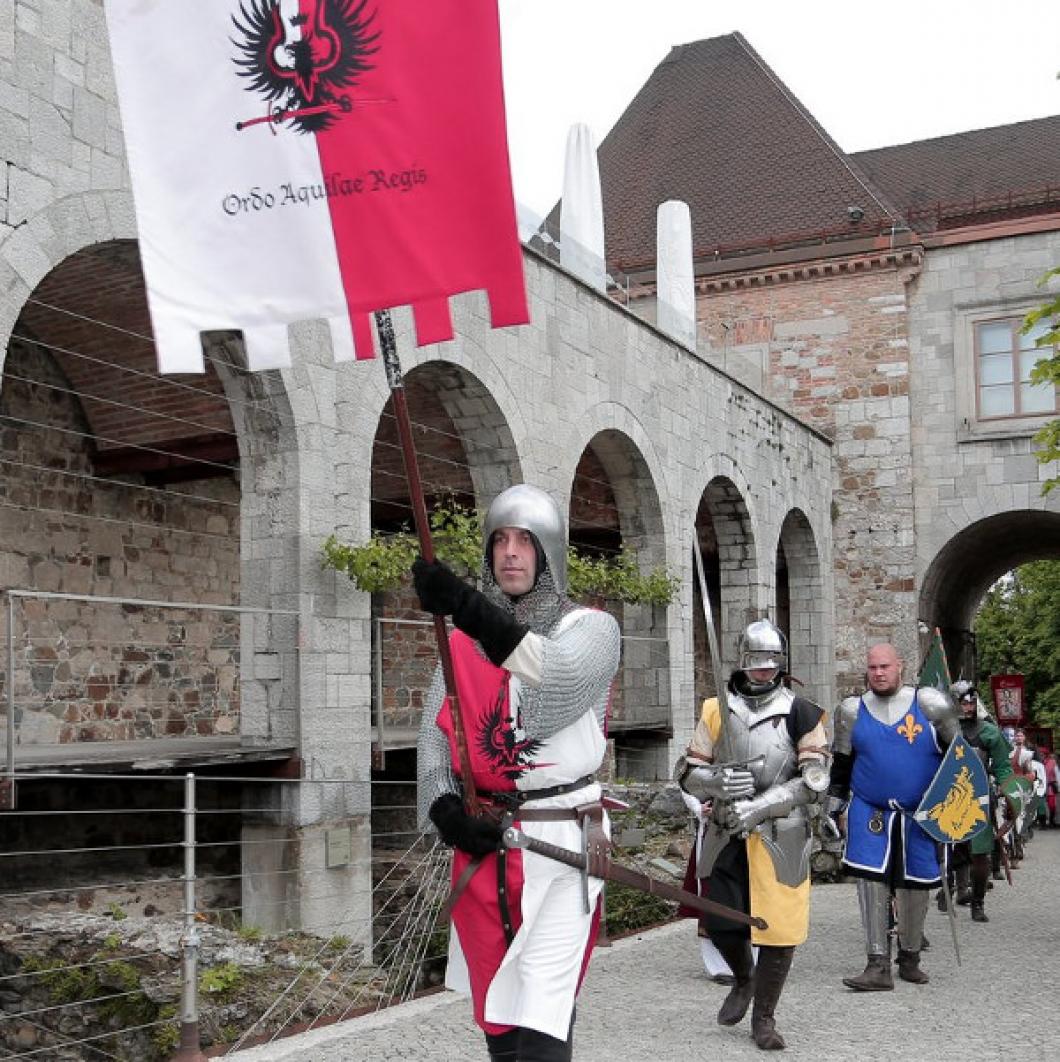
xmin=827 ymin=644 xmax=958 ymax=991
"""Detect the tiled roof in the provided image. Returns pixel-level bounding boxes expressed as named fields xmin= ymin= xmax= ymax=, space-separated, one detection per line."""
xmin=851 ymin=116 xmax=1060 ymax=232
xmin=596 ymin=33 xmax=901 ymax=270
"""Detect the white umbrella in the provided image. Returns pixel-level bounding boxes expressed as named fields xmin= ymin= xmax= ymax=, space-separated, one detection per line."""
xmin=656 ymin=199 xmax=696 ymax=349
xmin=560 ymin=123 xmax=606 ymax=292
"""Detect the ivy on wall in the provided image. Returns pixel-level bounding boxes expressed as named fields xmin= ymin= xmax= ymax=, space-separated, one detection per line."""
xmin=322 ymin=502 xmax=678 ymax=606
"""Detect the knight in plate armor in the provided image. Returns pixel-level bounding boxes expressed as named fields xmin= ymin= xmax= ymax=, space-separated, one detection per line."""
xmin=675 ymin=620 xmax=829 ymax=1051
xmin=827 ymin=643 xmax=958 ymax=992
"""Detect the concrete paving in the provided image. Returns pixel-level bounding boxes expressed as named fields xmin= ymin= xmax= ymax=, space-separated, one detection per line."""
xmin=234 ymin=830 xmax=1060 ymax=1062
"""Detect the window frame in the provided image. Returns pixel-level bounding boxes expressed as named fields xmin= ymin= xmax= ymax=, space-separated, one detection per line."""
xmin=972 ymin=315 xmax=1056 ymax=421
xmin=955 ymin=300 xmax=1059 ymax=440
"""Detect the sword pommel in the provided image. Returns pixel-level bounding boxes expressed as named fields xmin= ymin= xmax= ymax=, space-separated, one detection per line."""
xmin=502 ymin=826 xmax=529 ymax=849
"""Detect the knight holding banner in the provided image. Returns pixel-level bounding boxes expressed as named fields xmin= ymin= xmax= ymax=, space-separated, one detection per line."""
xmin=415 ymin=484 xmax=620 ymax=1062
xmin=675 ymin=620 xmax=829 ymax=1051
xmin=828 ymin=643 xmax=959 ymax=991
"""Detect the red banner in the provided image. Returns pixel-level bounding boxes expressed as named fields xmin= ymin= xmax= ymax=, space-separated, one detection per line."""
xmin=105 ymin=0 xmax=528 ymax=371
xmin=991 ymin=674 xmax=1025 ymax=725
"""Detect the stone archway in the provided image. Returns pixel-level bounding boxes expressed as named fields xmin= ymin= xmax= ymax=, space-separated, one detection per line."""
xmin=571 ymin=429 xmax=669 ymax=780
xmin=919 ymin=509 xmax=1060 ymax=680
xmin=776 ymin=508 xmax=828 ymax=706
xmin=0 ymin=239 xmax=253 ymax=747
xmin=696 ymin=476 xmax=759 ymax=681
xmin=368 ymin=361 xmax=523 ymax=751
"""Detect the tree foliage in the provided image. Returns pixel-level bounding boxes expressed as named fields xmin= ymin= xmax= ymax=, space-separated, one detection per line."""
xmin=974 ymin=560 xmax=1060 ymax=729
xmin=322 ymin=500 xmax=679 ymax=606
xmin=1021 ymin=265 xmax=1060 ymax=494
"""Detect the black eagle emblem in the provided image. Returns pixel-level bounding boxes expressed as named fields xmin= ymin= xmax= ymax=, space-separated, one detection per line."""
xmin=231 ymin=0 xmax=380 ymax=133
xmin=477 ymin=689 xmax=542 ymax=784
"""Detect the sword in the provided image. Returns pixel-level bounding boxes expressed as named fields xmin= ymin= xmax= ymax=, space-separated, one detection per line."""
xmin=939 ymin=850 xmax=962 ymax=966
xmin=995 ymin=820 xmax=1014 ymax=886
xmin=691 ymin=537 xmax=742 ymax=846
xmin=502 ymin=827 xmax=768 ymax=931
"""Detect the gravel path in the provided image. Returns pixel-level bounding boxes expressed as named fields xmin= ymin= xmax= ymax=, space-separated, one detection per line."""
xmin=234 ymin=829 xmax=1059 ymax=1061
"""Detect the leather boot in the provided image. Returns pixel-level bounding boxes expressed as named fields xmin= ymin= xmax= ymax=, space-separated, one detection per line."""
xmin=751 ymin=945 xmax=794 ymax=1050
xmin=970 ymin=859 xmax=989 ymax=922
xmin=713 ymin=935 xmax=756 ymax=1026
xmin=842 ymin=952 xmax=893 ymax=991
xmin=518 ymin=1026 xmax=572 ymax=1062
xmin=954 ymin=865 xmax=972 ymax=905
xmin=485 ymin=1029 xmax=519 ymax=1061
xmin=897 ymin=949 xmax=929 ymax=984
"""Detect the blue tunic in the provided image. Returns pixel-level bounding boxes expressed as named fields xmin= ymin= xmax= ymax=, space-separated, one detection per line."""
xmin=843 ymin=692 xmax=943 ymax=885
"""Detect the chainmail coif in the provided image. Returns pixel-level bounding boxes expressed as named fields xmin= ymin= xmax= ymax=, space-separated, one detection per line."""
xmin=479 ymin=551 xmax=576 ymax=637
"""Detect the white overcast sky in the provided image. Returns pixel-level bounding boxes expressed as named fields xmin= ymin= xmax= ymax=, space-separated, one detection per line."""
xmin=498 ymin=0 xmax=1060 ymax=218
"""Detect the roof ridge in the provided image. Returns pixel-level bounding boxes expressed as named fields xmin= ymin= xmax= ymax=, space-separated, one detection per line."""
xmin=851 ymin=112 xmax=1060 ymax=157
xmin=729 ymin=32 xmax=904 ymax=225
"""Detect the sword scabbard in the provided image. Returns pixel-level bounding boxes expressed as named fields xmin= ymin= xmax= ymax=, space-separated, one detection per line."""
xmin=502 ymin=827 xmax=768 ymax=931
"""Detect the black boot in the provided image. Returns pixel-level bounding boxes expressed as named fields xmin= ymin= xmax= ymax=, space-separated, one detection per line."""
xmin=897 ymin=948 xmax=929 ymax=984
xmin=713 ymin=935 xmax=756 ymax=1026
xmin=486 ymin=1029 xmax=519 ymax=1061
xmin=954 ymin=865 xmax=972 ymax=905
xmin=751 ymin=946 xmax=794 ymax=1050
xmin=518 ymin=1026 xmax=572 ymax=1062
xmin=970 ymin=859 xmax=989 ymax=922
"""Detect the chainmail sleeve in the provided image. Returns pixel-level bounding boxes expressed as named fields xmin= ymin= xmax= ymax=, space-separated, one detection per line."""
xmin=416 ymin=665 xmax=460 ymax=831
xmin=517 ymin=609 xmax=621 ymax=740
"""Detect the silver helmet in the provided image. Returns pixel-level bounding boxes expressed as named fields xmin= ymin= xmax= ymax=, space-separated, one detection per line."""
xmin=738 ymin=619 xmax=787 ymax=673
xmin=734 ymin=619 xmax=787 ymax=699
xmin=483 ymin=484 xmax=568 ymax=593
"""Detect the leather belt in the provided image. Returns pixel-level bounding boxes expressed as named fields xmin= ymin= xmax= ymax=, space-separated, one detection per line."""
xmin=440 ymin=797 xmax=610 ymax=933
xmin=477 ymin=774 xmax=595 ymax=807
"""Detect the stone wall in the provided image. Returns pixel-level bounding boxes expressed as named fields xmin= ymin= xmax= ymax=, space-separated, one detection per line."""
xmin=693 ymin=261 xmax=917 ymax=695
xmin=0 ymin=336 xmax=241 ymax=744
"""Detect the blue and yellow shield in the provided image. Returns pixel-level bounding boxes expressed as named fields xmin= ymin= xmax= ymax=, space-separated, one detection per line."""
xmin=913 ymin=735 xmax=991 ymax=844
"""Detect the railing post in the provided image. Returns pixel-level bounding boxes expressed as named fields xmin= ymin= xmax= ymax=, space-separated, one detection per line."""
xmin=2 ymin=594 xmax=16 ymax=811
xmin=176 ymin=772 xmax=203 ymax=1060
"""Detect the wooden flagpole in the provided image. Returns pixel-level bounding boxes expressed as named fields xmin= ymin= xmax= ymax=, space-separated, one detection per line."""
xmin=374 ymin=310 xmax=481 ymax=816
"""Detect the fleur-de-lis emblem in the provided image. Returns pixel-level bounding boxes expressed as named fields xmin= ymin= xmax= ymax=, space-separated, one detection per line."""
xmin=897 ymin=713 xmax=923 ymax=744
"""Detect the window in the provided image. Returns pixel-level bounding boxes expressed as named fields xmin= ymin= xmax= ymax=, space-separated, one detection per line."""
xmin=974 ymin=317 xmax=1056 ymax=420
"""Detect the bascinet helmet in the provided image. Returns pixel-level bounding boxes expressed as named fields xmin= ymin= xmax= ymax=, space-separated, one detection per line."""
xmin=483 ymin=484 xmax=568 ymax=593
xmin=951 ymin=679 xmax=984 ymax=719
xmin=736 ymin=619 xmax=787 ymax=697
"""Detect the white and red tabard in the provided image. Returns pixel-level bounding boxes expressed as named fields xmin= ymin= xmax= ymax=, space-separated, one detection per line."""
xmin=104 ymin=1 xmax=527 ymax=372
xmin=437 ymin=615 xmax=608 ymax=1040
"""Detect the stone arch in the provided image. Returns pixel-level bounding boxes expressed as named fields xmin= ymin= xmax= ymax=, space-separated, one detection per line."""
xmin=569 ymin=428 xmax=670 ymax=780
xmin=369 ymin=359 xmax=523 ymax=530
xmin=775 ymin=507 xmax=829 ymax=706
xmin=0 ymin=192 xmax=139 ymax=367
xmin=367 ymin=359 xmax=523 ymax=749
xmin=550 ymin=402 xmax=672 ymax=559
xmin=919 ymin=509 xmax=1060 ymax=679
xmin=695 ymin=466 xmax=760 ymax=681
xmin=0 ymin=230 xmax=305 ymax=752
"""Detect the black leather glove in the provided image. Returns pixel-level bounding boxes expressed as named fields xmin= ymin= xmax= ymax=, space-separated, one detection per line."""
xmin=412 ymin=557 xmax=528 ymax=666
xmin=428 ymin=794 xmax=503 ymax=856
xmin=412 ymin=556 xmax=471 ymax=616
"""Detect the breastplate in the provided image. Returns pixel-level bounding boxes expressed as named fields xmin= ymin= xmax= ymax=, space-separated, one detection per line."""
xmin=720 ymin=688 xmax=798 ymax=791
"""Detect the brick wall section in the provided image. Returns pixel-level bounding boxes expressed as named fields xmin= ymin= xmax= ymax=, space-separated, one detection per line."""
xmin=0 ymin=337 xmax=241 ymax=743
xmin=695 ymin=264 xmax=917 ymax=694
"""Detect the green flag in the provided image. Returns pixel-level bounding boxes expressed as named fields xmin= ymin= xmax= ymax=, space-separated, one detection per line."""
xmin=918 ymin=627 xmax=952 ymax=693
